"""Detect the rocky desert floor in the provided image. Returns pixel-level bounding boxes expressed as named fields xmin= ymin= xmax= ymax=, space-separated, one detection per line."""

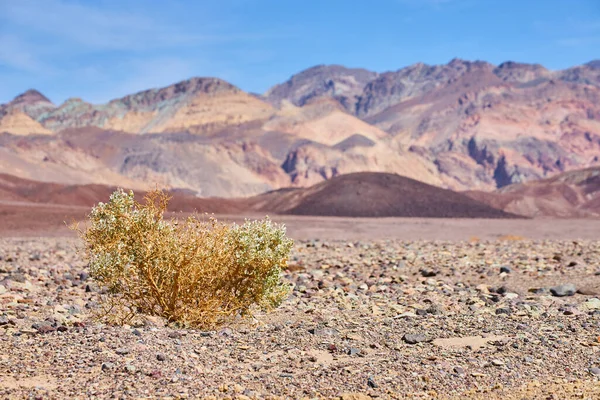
xmin=1 ymin=214 xmax=600 ymax=399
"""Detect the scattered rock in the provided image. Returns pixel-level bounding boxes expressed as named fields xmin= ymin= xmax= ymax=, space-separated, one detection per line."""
xmin=419 ymin=269 xmax=437 ymax=277
xmin=580 ymin=298 xmax=600 ymax=311
xmin=550 ymin=284 xmax=577 ymax=297
xmin=491 ymin=359 xmax=505 ymax=367
xmin=367 ymin=377 xmax=378 ymax=388
xmin=101 ymin=362 xmax=115 ymax=371
xmin=403 ymin=333 xmax=427 ymax=344
xmin=453 ymin=366 xmax=465 ymax=375
xmin=125 ymin=364 xmax=137 ymax=374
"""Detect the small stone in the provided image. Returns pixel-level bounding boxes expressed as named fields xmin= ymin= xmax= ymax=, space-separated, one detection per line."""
xmin=504 ymin=293 xmax=519 ymax=300
xmin=590 ymin=367 xmax=600 ymax=376
xmin=420 ymin=269 xmax=437 ymax=277
xmin=500 ymin=266 xmax=512 ymax=274
xmin=0 ymin=316 xmax=9 ymax=326
xmin=310 ymin=327 xmax=340 ymax=337
xmin=101 ymin=362 xmax=115 ymax=371
xmin=580 ymin=298 xmax=600 ymax=311
xmin=496 ymin=307 xmax=511 ymax=315
xmin=476 ymin=284 xmax=490 ymax=294
xmin=367 ymin=377 xmax=378 ymax=388
xmin=491 ymin=359 xmax=504 ymax=367
xmin=453 ymin=366 xmax=465 ymax=375
xmin=156 ymin=353 xmax=166 ymax=361
xmin=57 ymin=325 xmax=68 ymax=332
xmin=528 ymin=287 xmax=547 ymax=294
xmin=403 ymin=333 xmax=427 ymax=344
xmin=115 ymin=348 xmax=130 ymax=355
xmin=124 ymin=364 xmax=137 ymax=374
xmin=550 ymin=284 xmax=577 ymax=297
xmin=348 ymin=347 xmax=361 ymax=356
xmin=37 ymin=325 xmax=55 ymax=334
xmin=426 ymin=304 xmax=444 ymax=315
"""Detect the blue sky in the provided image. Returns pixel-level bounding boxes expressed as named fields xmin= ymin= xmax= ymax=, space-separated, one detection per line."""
xmin=0 ymin=0 xmax=599 ymax=104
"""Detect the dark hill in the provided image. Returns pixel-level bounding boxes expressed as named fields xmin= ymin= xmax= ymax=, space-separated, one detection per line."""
xmin=251 ymin=172 xmax=522 ymax=218
xmin=0 ymin=172 xmax=521 ymax=219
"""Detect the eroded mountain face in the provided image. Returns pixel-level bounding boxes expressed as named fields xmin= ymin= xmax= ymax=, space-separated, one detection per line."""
xmin=1 ymin=59 xmax=599 ymax=197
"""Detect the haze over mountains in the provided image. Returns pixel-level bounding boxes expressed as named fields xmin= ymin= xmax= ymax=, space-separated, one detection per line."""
xmin=1 ymin=58 xmax=599 ymax=199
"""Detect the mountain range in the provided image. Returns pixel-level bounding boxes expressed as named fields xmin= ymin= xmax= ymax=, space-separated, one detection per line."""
xmin=1 ymin=58 xmax=599 ymax=198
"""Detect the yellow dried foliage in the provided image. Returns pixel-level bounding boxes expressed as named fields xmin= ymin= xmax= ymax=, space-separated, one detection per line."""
xmin=73 ymin=188 xmax=293 ymax=328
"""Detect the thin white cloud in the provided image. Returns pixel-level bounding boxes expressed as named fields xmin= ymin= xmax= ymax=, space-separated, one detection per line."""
xmin=1 ymin=0 xmax=206 ymax=51
xmin=0 ymin=34 xmax=46 ymax=72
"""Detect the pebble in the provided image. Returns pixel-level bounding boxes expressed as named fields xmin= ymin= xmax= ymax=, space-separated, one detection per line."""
xmin=580 ymin=298 xmax=600 ymax=311
xmin=125 ymin=364 xmax=137 ymax=374
xmin=495 ymin=307 xmax=511 ymax=315
xmin=403 ymin=333 xmax=427 ymax=344
xmin=348 ymin=347 xmax=361 ymax=356
xmin=550 ymin=284 xmax=577 ymax=297
xmin=453 ymin=366 xmax=465 ymax=375
xmin=367 ymin=377 xmax=378 ymax=388
xmin=101 ymin=362 xmax=115 ymax=371
xmin=500 ymin=266 xmax=512 ymax=274
xmin=2 ymin=237 xmax=600 ymax=398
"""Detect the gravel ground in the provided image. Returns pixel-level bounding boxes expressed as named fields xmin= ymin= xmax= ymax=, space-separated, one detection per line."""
xmin=1 ymin=237 xmax=600 ymax=399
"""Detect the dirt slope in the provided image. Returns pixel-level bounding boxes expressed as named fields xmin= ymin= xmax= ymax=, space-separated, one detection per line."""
xmin=0 ymin=172 xmax=517 ymax=219
xmin=465 ymin=166 xmax=600 ymax=217
xmin=250 ymin=172 xmax=520 ymax=218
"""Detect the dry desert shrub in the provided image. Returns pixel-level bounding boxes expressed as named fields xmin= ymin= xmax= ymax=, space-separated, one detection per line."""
xmin=74 ymin=188 xmax=293 ymax=328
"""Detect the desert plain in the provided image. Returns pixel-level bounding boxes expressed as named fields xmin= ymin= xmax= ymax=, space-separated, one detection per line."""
xmin=1 ymin=202 xmax=600 ymax=399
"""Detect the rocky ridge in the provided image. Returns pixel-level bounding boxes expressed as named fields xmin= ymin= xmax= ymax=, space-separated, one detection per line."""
xmin=0 ymin=59 xmax=599 ymax=197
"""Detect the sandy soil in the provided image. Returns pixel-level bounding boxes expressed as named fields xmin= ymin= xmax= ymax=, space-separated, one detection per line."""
xmin=1 ymin=202 xmax=599 ymax=241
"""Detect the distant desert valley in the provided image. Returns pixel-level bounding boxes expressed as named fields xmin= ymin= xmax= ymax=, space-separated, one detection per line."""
xmin=2 ymin=59 xmax=600 ymax=399
xmin=1 ymin=58 xmax=600 ymax=220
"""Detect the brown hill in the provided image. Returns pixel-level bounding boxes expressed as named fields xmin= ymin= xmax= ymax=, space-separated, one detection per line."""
xmin=249 ymin=172 xmax=520 ymax=218
xmin=0 ymin=172 xmax=518 ymax=219
xmin=0 ymin=173 xmax=248 ymax=214
xmin=465 ymin=166 xmax=600 ymax=217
